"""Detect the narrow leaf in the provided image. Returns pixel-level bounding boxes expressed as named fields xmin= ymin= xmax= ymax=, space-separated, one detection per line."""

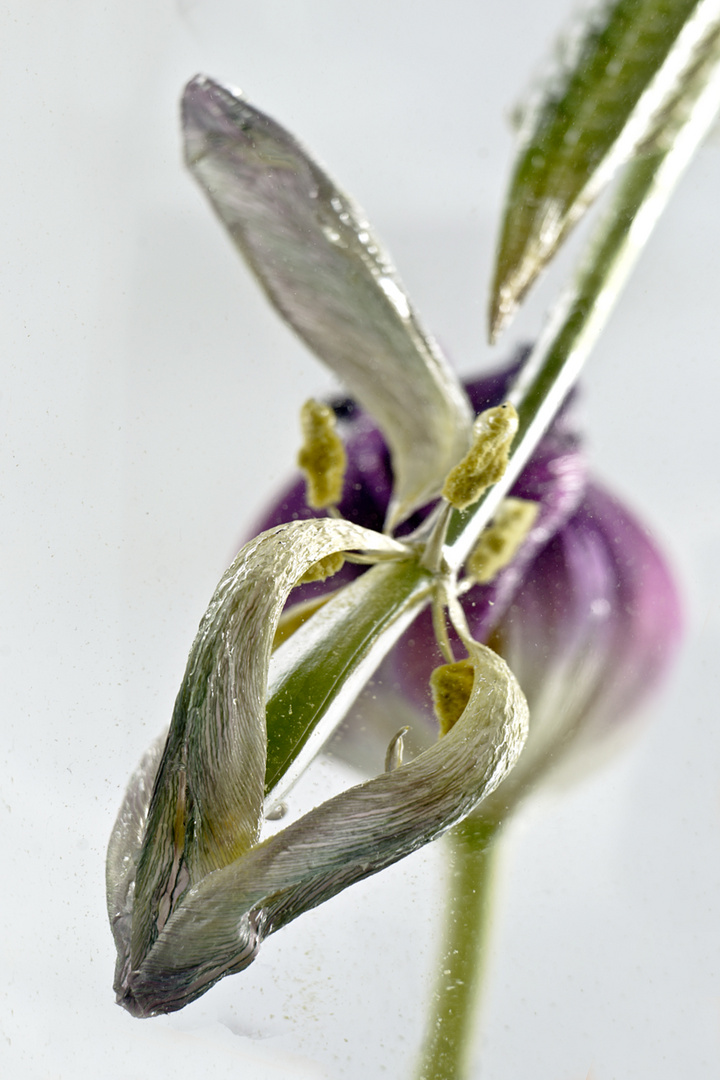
xmin=490 ymin=0 xmax=720 ymax=338
xmin=182 ymin=75 xmax=474 ymax=530
xmin=265 ymin=556 xmax=434 ymax=804
xmin=121 ymin=641 xmax=529 ymax=1016
xmin=448 ymin=9 xmax=720 ymax=575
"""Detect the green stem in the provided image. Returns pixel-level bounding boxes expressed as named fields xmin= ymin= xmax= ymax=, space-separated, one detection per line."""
xmin=416 ymin=817 xmax=501 ymax=1080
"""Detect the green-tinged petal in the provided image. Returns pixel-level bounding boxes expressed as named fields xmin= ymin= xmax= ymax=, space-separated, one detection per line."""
xmin=121 ymin=519 xmax=407 ymax=975
xmin=119 ymin=642 xmax=528 ymax=1016
xmin=490 ymin=0 xmax=720 ymax=338
xmin=182 ymin=75 xmax=473 ymax=530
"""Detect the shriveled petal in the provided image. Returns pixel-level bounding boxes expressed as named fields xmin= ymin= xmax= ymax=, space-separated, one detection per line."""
xmin=182 ymin=75 xmax=473 ymax=530
xmin=108 ymin=519 xmax=406 ymax=983
xmin=490 ymin=0 xmax=720 ymax=338
xmin=117 ymin=642 xmax=528 ymax=1017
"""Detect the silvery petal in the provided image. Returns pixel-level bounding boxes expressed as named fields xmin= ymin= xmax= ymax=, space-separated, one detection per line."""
xmin=117 ymin=518 xmax=406 ymax=978
xmin=106 ymin=734 xmax=167 ymax=997
xmin=182 ymin=75 xmax=473 ymax=530
xmin=119 ymin=641 xmax=528 ymax=1016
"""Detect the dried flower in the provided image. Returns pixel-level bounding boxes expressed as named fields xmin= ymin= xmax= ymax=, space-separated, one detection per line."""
xmin=108 ymin=0 xmax=700 ymax=1011
xmin=107 ymin=78 xmax=533 ymax=1018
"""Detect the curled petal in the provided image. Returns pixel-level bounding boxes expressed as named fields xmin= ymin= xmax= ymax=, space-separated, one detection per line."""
xmin=116 ymin=642 xmax=528 ymax=1017
xmin=108 ymin=518 xmax=407 ymax=995
xmin=182 ymin=75 xmax=473 ymax=529
xmin=106 ymin=734 xmax=167 ymax=1000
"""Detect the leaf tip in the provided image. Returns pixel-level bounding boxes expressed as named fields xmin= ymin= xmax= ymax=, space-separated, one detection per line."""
xmin=487 ymin=284 xmax=517 ymax=344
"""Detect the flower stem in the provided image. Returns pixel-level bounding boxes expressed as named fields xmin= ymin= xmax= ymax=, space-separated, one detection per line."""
xmin=416 ymin=817 xmax=500 ymax=1080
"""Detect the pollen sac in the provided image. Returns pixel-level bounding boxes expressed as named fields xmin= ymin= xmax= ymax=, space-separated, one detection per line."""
xmin=467 ymin=497 xmax=539 ymax=584
xmin=430 ymin=659 xmax=476 ymax=736
xmin=297 ymin=399 xmax=347 ymax=509
xmin=298 ymin=550 xmax=345 ymax=583
xmin=442 ymin=403 xmax=519 ymax=510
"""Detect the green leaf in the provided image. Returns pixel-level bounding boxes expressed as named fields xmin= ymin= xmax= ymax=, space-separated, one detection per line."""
xmin=490 ymin=0 xmax=720 ymax=338
xmin=447 ymin=35 xmax=720 ymax=574
xmin=265 ymin=556 xmax=434 ymax=803
xmin=182 ymin=76 xmax=474 ymax=530
xmin=120 ymin=641 xmax=529 ymax=1017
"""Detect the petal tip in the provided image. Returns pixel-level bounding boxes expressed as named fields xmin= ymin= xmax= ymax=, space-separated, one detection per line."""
xmin=181 ymin=74 xmax=248 ymax=163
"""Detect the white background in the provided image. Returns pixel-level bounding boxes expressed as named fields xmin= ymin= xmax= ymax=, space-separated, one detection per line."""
xmin=2 ymin=1 xmax=719 ymax=1077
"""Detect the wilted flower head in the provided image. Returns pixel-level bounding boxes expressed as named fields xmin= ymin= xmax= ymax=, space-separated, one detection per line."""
xmin=107 ymin=72 xmax=682 ymax=1019
xmin=260 ymin=361 xmax=682 ymax=815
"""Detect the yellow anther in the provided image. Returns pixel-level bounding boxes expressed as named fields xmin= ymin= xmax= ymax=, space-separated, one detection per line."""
xmin=297 ymin=399 xmax=347 ymax=509
xmin=467 ymin=497 xmax=539 ymax=584
xmin=430 ymin=658 xmax=475 ymax=736
xmin=297 ymin=551 xmax=345 ymax=584
xmin=442 ymin=402 xmax=519 ymax=511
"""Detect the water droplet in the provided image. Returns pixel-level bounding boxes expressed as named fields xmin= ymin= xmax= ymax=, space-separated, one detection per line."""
xmin=377 ymin=276 xmax=410 ymax=319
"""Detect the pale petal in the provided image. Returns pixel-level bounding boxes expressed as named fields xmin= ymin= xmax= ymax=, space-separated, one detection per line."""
xmin=182 ymin=75 xmax=473 ymax=530
xmin=106 ymin=733 xmax=167 ymax=996
xmin=122 ymin=519 xmax=406 ymax=975
xmin=118 ymin=641 xmax=528 ymax=1016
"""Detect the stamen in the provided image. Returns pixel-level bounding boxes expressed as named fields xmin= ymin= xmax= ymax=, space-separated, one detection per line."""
xmin=297 ymin=398 xmax=347 ymax=509
xmin=467 ymin=497 xmax=539 ymax=583
xmin=432 ymin=590 xmax=456 ymax=665
xmin=442 ymin=402 xmax=519 ymax=511
xmin=298 ymin=551 xmax=345 ymax=584
xmin=384 ymin=726 xmax=410 ymax=772
xmin=430 ymin=659 xmax=475 ymax=736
